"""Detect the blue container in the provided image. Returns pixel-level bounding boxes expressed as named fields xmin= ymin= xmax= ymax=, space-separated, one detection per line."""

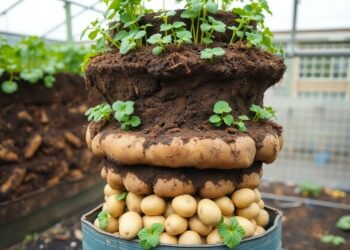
xmin=82 ymin=205 xmax=282 ymax=250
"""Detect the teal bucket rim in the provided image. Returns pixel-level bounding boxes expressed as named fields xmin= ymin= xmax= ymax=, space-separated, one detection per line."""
xmin=81 ymin=204 xmax=283 ymax=248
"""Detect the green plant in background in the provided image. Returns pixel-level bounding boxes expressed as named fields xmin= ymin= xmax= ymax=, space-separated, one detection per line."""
xmin=200 ymin=47 xmax=225 ymax=60
xmin=298 ymin=182 xmax=323 ymax=197
xmin=112 ymin=101 xmax=141 ymax=131
xmin=218 ymin=217 xmax=245 ymax=249
xmin=320 ymin=235 xmax=346 ymax=246
xmin=85 ymin=103 xmax=113 ymax=122
xmin=336 ymin=215 xmax=350 ymax=231
xmin=138 ymin=223 xmax=164 ymax=249
xmin=249 ymin=104 xmax=276 ymax=122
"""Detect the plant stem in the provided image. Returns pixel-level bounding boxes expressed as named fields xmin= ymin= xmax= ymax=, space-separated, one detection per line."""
xmin=194 ymin=9 xmax=201 ymax=44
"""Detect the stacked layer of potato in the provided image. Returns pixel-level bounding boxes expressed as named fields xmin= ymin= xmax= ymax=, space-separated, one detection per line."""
xmin=94 ymin=169 xmax=270 ymax=246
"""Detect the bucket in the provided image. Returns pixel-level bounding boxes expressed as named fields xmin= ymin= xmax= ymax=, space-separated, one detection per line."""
xmin=81 ymin=204 xmax=283 ymax=250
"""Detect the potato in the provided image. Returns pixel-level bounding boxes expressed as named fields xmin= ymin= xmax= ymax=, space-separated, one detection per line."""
xmin=159 ymin=232 xmax=177 ymax=244
xmin=101 ymin=167 xmax=108 ymax=179
xmin=254 ymin=189 xmax=262 ymax=202
xmin=189 ymin=215 xmax=212 ymax=236
xmin=255 ymin=134 xmax=280 ymax=163
xmin=119 ymin=211 xmax=142 ymax=240
xmin=104 ymin=184 xmax=122 ymax=197
xmin=178 ymin=231 xmax=202 ymax=245
xmin=142 ymin=215 xmax=166 ymax=228
xmin=257 ymin=199 xmax=265 ymax=209
xmin=105 ymin=195 xmax=125 ymax=218
xmin=102 ymin=203 xmax=107 ymax=211
xmin=141 ymin=195 xmax=166 ymax=216
xmin=126 ymin=192 xmax=143 ymax=214
xmin=236 ymin=202 xmax=260 ymax=220
xmin=231 ymin=188 xmax=256 ymax=208
xmin=254 ymin=225 xmax=266 ymax=236
xmin=172 ymin=194 xmax=197 ymax=218
xmin=94 ymin=217 xmax=119 ymax=233
xmin=214 ymin=196 xmax=235 ymax=216
xmin=256 ymin=209 xmax=269 ymax=227
xmin=164 ymin=201 xmax=175 ymax=217
xmin=234 ymin=216 xmax=255 ymax=238
xmin=223 ymin=216 xmax=230 ymax=225
xmin=107 ymin=171 xmax=123 ymax=190
xmin=197 ymin=199 xmax=222 ymax=226
xmin=206 ymin=229 xmax=223 ymax=244
xmin=251 ymin=219 xmax=257 ymax=230
xmin=165 ymin=214 xmax=188 ymax=236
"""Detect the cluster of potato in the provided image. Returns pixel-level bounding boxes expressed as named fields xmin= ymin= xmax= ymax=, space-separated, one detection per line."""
xmin=94 ymin=183 xmax=270 ymax=245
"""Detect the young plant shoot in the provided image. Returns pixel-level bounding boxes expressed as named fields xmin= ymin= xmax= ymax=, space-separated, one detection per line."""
xmin=112 ymin=101 xmax=141 ymax=131
xmin=85 ymin=103 xmax=113 ymax=122
xmin=138 ymin=223 xmax=164 ymax=250
xmin=218 ymin=217 xmax=245 ymax=248
xmin=249 ymin=104 xmax=276 ymax=122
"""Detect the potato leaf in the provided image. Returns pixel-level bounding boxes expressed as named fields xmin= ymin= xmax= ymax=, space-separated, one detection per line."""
xmin=218 ymin=217 xmax=245 ymax=249
xmin=138 ymin=223 xmax=164 ymax=250
xmin=97 ymin=210 xmax=109 ymax=230
xmin=116 ymin=192 xmax=128 ymax=201
xmin=321 ymin=235 xmax=346 ymax=246
xmin=336 ymin=215 xmax=350 ymax=231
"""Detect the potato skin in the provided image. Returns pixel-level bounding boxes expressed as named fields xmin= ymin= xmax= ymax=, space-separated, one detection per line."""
xmin=141 ymin=195 xmax=166 ymax=216
xmin=197 ymin=199 xmax=222 ymax=226
xmin=123 ymin=172 xmax=151 ymax=195
xmin=254 ymin=225 xmax=266 ymax=236
xmin=234 ymin=216 xmax=255 ymax=238
xmin=172 ymin=195 xmax=197 ymax=218
xmin=254 ymin=189 xmax=262 ymax=202
xmin=255 ymin=209 xmax=269 ymax=227
xmin=104 ymin=184 xmax=122 ymax=197
xmin=154 ymin=178 xmax=195 ymax=197
xmin=178 ymin=231 xmax=202 ymax=245
xmin=101 ymin=167 xmax=108 ymax=179
xmin=199 ymin=180 xmax=235 ymax=199
xmin=255 ymin=134 xmax=280 ymax=164
xmin=105 ymin=195 xmax=125 ymax=218
xmin=214 ymin=196 xmax=235 ymax=216
xmin=159 ymin=232 xmax=178 ymax=244
xmin=206 ymin=229 xmax=223 ymax=244
xmin=126 ymin=192 xmax=143 ymax=214
xmin=165 ymin=214 xmax=188 ymax=236
xmin=189 ymin=215 xmax=212 ymax=236
xmin=107 ymin=171 xmax=124 ymax=190
xmin=257 ymin=199 xmax=265 ymax=209
xmin=142 ymin=215 xmax=166 ymax=228
xmin=236 ymin=202 xmax=260 ymax=220
xmin=231 ymin=188 xmax=256 ymax=208
xmin=94 ymin=217 xmax=119 ymax=233
xmin=164 ymin=201 xmax=175 ymax=217
xmin=119 ymin=212 xmax=142 ymax=240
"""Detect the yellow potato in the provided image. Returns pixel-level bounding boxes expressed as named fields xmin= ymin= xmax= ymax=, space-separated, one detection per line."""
xmin=119 ymin=211 xmax=142 ymax=240
xmin=159 ymin=232 xmax=178 ymax=244
xmin=126 ymin=192 xmax=143 ymax=214
xmin=142 ymin=215 xmax=166 ymax=228
xmin=178 ymin=231 xmax=202 ymax=245
xmin=165 ymin=214 xmax=188 ymax=236
xmin=251 ymin=219 xmax=257 ymax=230
xmin=231 ymin=188 xmax=256 ymax=208
xmin=107 ymin=171 xmax=123 ymax=190
xmin=236 ymin=203 xmax=260 ymax=220
xmin=234 ymin=216 xmax=255 ymax=238
xmin=101 ymin=167 xmax=108 ymax=179
xmin=189 ymin=215 xmax=212 ymax=236
xmin=255 ymin=209 xmax=269 ymax=227
xmin=254 ymin=225 xmax=266 ymax=236
xmin=94 ymin=217 xmax=119 ymax=233
xmin=141 ymin=195 xmax=166 ymax=216
xmin=254 ymin=189 xmax=262 ymax=202
xmin=104 ymin=184 xmax=122 ymax=197
xmin=105 ymin=195 xmax=125 ymax=218
xmin=164 ymin=201 xmax=175 ymax=217
xmin=172 ymin=195 xmax=197 ymax=218
xmin=214 ymin=196 xmax=235 ymax=216
xmin=257 ymin=199 xmax=265 ymax=209
xmin=197 ymin=199 xmax=222 ymax=226
xmin=206 ymin=229 xmax=223 ymax=244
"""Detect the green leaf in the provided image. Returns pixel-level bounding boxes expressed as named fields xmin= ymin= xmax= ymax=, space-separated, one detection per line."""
xmin=180 ymin=9 xmax=191 ymax=18
xmin=212 ymin=47 xmax=225 ymax=56
xmin=202 ymin=37 xmax=213 ymax=45
xmin=116 ymin=192 xmax=127 ymax=201
xmin=160 ymin=23 xmax=173 ymax=32
xmin=321 ymin=235 xmax=346 ymax=246
xmin=214 ymin=101 xmax=232 ymax=114
xmin=120 ymin=40 xmax=136 ymax=54
xmin=152 ymin=46 xmax=164 ymax=55
xmin=0 ymin=68 xmax=4 ymax=77
xmin=88 ymin=29 xmax=99 ymax=40
xmin=200 ymin=23 xmax=212 ymax=32
xmin=200 ymin=50 xmax=213 ymax=59
xmin=124 ymin=101 xmax=135 ymax=115
xmin=166 ymin=10 xmax=176 ymax=17
xmin=336 ymin=215 xmax=350 ymax=230
xmin=239 ymin=115 xmax=249 ymax=121
xmin=172 ymin=21 xmax=186 ymax=29
xmin=97 ymin=210 xmax=109 ymax=230
xmin=147 ymin=34 xmax=162 ymax=44
xmin=151 ymin=223 xmax=164 ymax=235
xmin=207 ymin=0 xmax=218 ymax=14
xmin=209 ymin=114 xmax=221 ymax=124
xmin=218 ymin=217 xmax=245 ymax=249
xmin=176 ymin=30 xmax=192 ymax=43
xmin=162 ymin=35 xmax=172 ymax=44
xmin=44 ymin=75 xmax=55 ymax=88
xmin=235 ymin=121 xmax=246 ymax=132
xmin=138 ymin=223 xmax=164 ymax=250
xmin=114 ymin=30 xmax=129 ymax=41
xmin=223 ymin=114 xmax=234 ymax=126
xmin=130 ymin=116 xmax=141 ymax=127
xmin=1 ymin=80 xmax=18 ymax=94
xmin=249 ymin=104 xmax=260 ymax=113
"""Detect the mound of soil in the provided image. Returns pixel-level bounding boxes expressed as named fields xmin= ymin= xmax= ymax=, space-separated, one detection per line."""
xmin=0 ymin=74 xmax=100 ymax=202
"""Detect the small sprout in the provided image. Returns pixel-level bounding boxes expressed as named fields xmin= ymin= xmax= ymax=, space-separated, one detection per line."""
xmin=200 ymin=47 xmax=225 ymax=61
xmin=336 ymin=215 xmax=350 ymax=231
xmin=218 ymin=217 xmax=245 ymax=249
xmin=176 ymin=30 xmax=193 ymax=45
xmin=249 ymin=104 xmax=276 ymax=122
xmin=116 ymin=192 xmax=128 ymax=201
xmin=234 ymin=115 xmax=249 ymax=132
xmin=85 ymin=103 xmax=112 ymax=122
xmin=321 ymin=235 xmax=346 ymax=246
xmin=298 ymin=182 xmax=323 ymax=197
xmin=147 ymin=33 xmax=172 ymax=55
xmin=1 ymin=80 xmax=18 ymax=94
xmin=138 ymin=223 xmax=164 ymax=249
xmin=97 ymin=210 xmax=109 ymax=230
xmin=112 ymin=101 xmax=141 ymax=131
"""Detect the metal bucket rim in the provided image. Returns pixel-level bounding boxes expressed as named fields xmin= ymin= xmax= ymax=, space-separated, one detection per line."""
xmin=81 ymin=203 xmax=283 ymax=248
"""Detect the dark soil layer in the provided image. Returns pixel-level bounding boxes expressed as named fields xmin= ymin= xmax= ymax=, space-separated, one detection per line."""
xmin=103 ymin=159 xmax=262 ymax=188
xmin=0 ymin=74 xmax=100 ymax=202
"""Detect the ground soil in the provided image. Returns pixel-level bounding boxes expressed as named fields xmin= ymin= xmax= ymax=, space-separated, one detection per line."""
xmin=9 ymin=181 xmax=349 ymax=250
xmin=0 ymin=73 xmax=100 ymax=202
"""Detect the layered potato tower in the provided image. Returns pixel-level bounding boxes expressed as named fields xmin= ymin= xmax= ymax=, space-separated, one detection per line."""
xmin=84 ymin=11 xmax=285 ymax=245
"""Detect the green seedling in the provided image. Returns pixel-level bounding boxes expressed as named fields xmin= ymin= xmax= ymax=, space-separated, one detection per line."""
xmin=138 ymin=223 xmax=164 ymax=249
xmin=147 ymin=33 xmax=172 ymax=55
xmin=112 ymin=101 xmax=141 ymax=131
xmin=218 ymin=217 xmax=245 ymax=249
xmin=249 ymin=104 xmax=275 ymax=122
xmin=321 ymin=235 xmax=346 ymax=246
xmin=336 ymin=215 xmax=350 ymax=231
xmin=85 ymin=103 xmax=113 ymax=122
xmin=97 ymin=210 xmax=109 ymax=230
xmin=200 ymin=47 xmax=225 ymax=60
xmin=200 ymin=16 xmax=226 ymax=44
xmin=298 ymin=182 xmax=323 ymax=197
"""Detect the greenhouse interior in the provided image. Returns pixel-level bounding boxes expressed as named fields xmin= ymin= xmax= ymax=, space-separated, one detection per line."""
xmin=0 ymin=0 xmax=349 ymax=249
